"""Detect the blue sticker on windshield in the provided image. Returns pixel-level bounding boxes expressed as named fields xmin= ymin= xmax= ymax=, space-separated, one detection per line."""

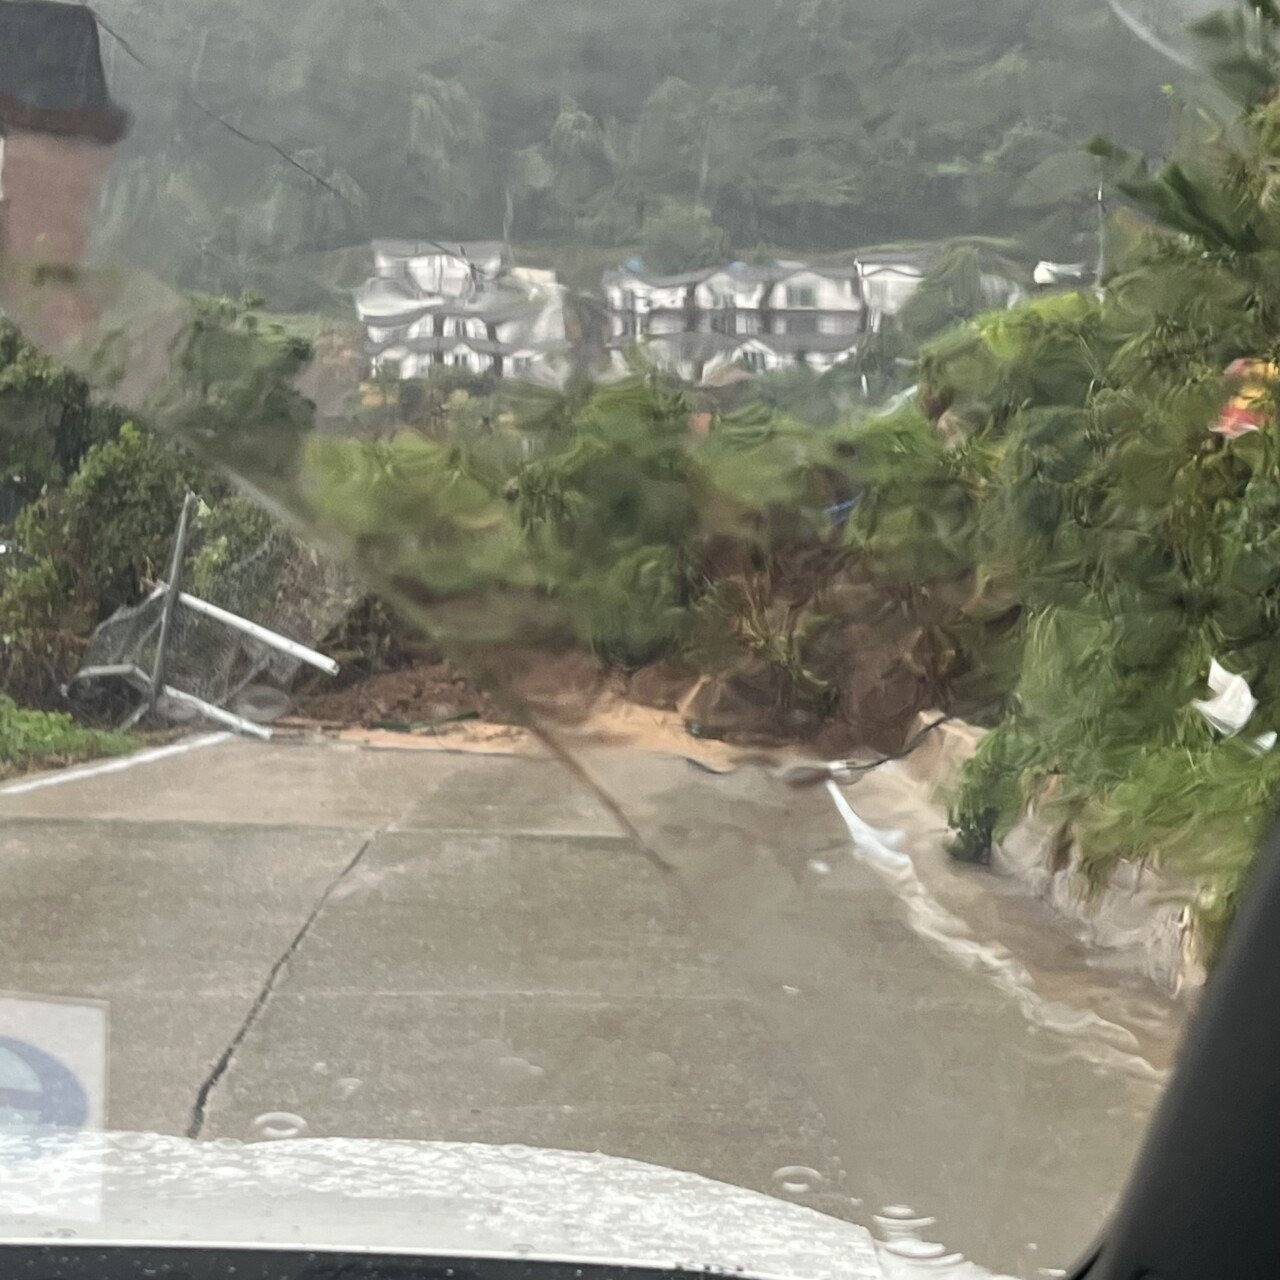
xmin=0 ymin=1034 xmax=90 ymax=1132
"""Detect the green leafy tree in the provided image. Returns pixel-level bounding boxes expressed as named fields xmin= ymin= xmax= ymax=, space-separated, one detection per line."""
xmin=637 ymin=201 xmax=728 ymax=273
xmin=407 ymin=74 xmax=489 ymax=232
xmin=827 ymin=1 xmax=1280 ymax=955
xmin=0 ymin=321 xmax=122 ymax=509
xmin=87 ymin=0 xmax=1180 ymax=287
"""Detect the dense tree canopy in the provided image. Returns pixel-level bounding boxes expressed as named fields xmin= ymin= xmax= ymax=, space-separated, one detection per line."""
xmin=88 ymin=0 xmax=1180 ymax=300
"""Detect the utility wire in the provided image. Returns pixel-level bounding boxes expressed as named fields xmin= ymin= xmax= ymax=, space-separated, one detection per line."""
xmin=79 ymin=3 xmax=474 ymax=271
xmin=777 ymin=713 xmax=959 ymax=788
xmin=83 ymin=4 xmax=352 ymax=206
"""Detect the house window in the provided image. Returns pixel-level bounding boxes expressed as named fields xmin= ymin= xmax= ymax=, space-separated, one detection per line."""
xmin=710 ymin=311 xmax=735 ymax=335
xmin=785 ymin=284 xmax=817 ymax=308
xmin=741 ymin=349 xmax=768 ymax=374
xmin=736 ymin=313 xmax=761 ymax=336
xmin=512 ymin=356 xmax=534 ymax=377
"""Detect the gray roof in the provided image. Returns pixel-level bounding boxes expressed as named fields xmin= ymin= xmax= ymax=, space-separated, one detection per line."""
xmin=800 ymin=245 xmax=939 ymax=276
xmin=357 ymin=279 xmax=545 ymax=327
xmin=373 ymin=239 xmax=507 ymax=264
xmin=711 ymin=262 xmax=793 ymax=283
xmin=354 ymin=273 xmax=427 ymax=308
xmin=601 ymin=263 xmax=801 ymax=288
xmin=604 ymin=260 xmax=867 ymax=290
xmin=767 ymin=263 xmax=860 ymax=284
xmin=602 ymin=266 xmax=717 ymax=288
xmin=604 ymin=251 xmax=938 ymax=293
xmin=852 ymin=248 xmax=934 ymax=273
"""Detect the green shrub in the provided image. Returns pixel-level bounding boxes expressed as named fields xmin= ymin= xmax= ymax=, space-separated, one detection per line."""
xmin=1077 ymin=740 xmax=1280 ymax=963
xmin=687 ymin=573 xmax=836 ymax=715
xmin=842 ymin=407 xmax=983 ymax=587
xmin=0 ymin=694 xmax=137 ymax=778
xmin=576 ymin=544 xmax=689 ymax=669
xmin=186 ymin=495 xmax=283 ymax=614
xmin=0 ymin=319 xmax=124 ymax=508
xmin=947 ymin=724 xmax=1038 ymax=863
xmin=0 ymin=558 xmax=82 ymax=708
xmin=46 ymin=422 xmax=203 ymax=613
xmin=901 ymin=7 xmax=1280 ymax=950
xmin=636 ymin=200 xmax=728 ymax=273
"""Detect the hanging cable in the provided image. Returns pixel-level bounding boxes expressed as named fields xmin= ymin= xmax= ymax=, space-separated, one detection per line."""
xmin=78 ymin=3 xmax=473 ymax=270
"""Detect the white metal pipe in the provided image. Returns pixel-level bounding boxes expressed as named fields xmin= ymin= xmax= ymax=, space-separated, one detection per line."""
xmin=161 ymin=684 xmax=273 ymax=740
xmin=67 ymin=662 xmax=151 ymax=688
xmin=160 ymin=586 xmax=340 ymax=676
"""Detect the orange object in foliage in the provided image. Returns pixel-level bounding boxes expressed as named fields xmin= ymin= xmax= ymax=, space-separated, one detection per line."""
xmin=1214 ymin=358 xmax=1280 ymax=438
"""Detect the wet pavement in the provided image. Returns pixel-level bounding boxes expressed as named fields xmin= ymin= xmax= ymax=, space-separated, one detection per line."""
xmin=0 ymin=734 xmax=1176 ymax=1277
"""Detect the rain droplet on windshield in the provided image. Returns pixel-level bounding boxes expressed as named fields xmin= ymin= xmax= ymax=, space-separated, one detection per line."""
xmin=771 ymin=1164 xmax=822 ymax=1195
xmin=252 ymin=1110 xmax=308 ymax=1140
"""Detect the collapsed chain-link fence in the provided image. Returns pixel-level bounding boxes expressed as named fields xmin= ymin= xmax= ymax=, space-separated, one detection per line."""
xmin=70 ymin=497 xmax=359 ymax=731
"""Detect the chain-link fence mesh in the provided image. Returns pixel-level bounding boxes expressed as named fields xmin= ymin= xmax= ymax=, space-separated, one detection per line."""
xmin=73 ymin=501 xmax=359 ymax=727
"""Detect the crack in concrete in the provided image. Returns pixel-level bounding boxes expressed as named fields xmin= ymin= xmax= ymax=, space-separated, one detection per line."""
xmin=185 ymin=829 xmax=379 ymax=1139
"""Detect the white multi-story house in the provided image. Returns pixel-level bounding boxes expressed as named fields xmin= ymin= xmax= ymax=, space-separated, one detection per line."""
xmin=851 ymin=250 xmax=930 ymax=330
xmin=356 ymin=240 xmax=571 ymax=387
xmin=602 ymin=253 xmax=926 ymax=384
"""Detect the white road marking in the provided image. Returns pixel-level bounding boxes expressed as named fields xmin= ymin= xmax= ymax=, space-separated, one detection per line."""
xmin=0 ymin=732 xmax=233 ymax=796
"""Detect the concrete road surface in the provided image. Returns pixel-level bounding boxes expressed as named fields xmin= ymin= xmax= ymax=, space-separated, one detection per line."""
xmin=0 ymin=735 xmax=1171 ymax=1277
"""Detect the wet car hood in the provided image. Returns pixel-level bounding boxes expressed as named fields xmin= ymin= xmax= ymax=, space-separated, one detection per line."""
xmin=0 ymin=1135 xmax=896 ymax=1280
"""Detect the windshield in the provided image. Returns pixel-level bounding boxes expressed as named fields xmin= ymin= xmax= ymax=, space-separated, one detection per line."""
xmin=0 ymin=2 xmax=1264 ymax=1277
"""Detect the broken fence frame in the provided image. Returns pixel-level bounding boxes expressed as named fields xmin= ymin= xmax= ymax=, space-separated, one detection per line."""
xmin=68 ymin=492 xmax=339 ymax=740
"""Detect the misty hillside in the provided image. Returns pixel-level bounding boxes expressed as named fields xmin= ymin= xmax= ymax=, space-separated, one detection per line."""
xmin=88 ymin=0 xmax=1187 ymax=303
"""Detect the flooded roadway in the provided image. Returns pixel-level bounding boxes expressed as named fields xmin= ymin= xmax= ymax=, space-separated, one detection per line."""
xmin=0 ymin=733 xmax=1179 ymax=1277
xmin=579 ymin=742 xmax=1177 ymax=1276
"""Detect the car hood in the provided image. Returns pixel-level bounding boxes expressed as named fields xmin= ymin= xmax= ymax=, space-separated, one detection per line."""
xmin=0 ymin=1133 xmax=989 ymax=1280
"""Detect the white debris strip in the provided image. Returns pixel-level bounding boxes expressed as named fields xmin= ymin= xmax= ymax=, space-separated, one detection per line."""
xmin=823 ymin=780 xmax=1167 ymax=1084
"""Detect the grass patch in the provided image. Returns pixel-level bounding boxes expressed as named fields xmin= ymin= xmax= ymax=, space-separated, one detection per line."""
xmin=0 ymin=695 xmax=139 ymax=781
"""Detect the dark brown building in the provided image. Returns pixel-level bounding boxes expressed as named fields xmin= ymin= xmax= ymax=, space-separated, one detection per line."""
xmin=0 ymin=2 xmax=127 ymax=337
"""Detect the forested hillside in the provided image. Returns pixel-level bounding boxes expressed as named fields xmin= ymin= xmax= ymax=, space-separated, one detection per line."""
xmin=89 ymin=0 xmax=1183 ymax=300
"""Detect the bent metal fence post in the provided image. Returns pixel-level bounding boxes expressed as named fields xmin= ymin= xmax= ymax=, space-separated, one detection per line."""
xmin=147 ymin=490 xmax=197 ymax=718
xmin=68 ymin=497 xmax=345 ymax=740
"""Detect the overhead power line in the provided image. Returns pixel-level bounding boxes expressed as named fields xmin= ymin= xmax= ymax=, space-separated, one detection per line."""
xmin=78 ymin=3 xmax=472 ymax=269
